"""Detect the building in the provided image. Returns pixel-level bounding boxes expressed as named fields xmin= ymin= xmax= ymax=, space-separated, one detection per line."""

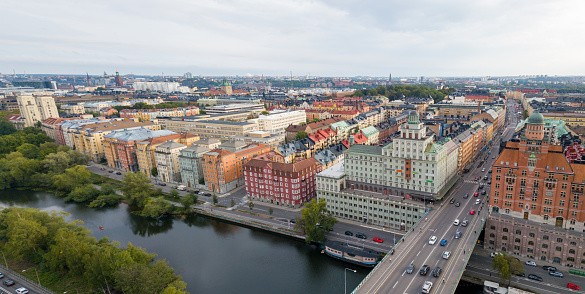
xmin=316 ymin=162 xmax=426 ymax=230
xmin=489 ymin=112 xmax=585 ymax=229
xmin=135 ymin=132 xmax=199 ymax=177
xmin=114 ymin=71 xmax=124 ymax=87
xmin=344 ymin=111 xmax=459 ymax=202
xmin=103 ymin=128 xmax=177 ymax=172
xmin=205 ymin=103 xmax=264 ymax=115
xmin=251 ymin=109 xmax=306 ymax=135
xmin=179 ymin=145 xmax=211 ymax=188
xmin=133 ymin=82 xmax=183 ymax=93
xmin=4 ymin=114 xmax=25 ymax=130
xmin=244 ymin=152 xmax=322 ymax=208
xmin=61 ymin=104 xmax=85 ymax=115
xmin=285 ymin=117 xmax=344 ymax=142
xmin=202 ymin=143 xmax=271 ymax=193
xmin=17 ymin=95 xmax=59 ymax=127
xmin=220 ymin=79 xmax=232 ymax=95
xmin=120 ymin=106 xmax=199 ymax=120
xmin=155 ymin=141 xmax=188 ymax=183
xmin=191 ymin=138 xmax=221 ymax=150
xmin=165 ymin=118 xmax=258 ymax=140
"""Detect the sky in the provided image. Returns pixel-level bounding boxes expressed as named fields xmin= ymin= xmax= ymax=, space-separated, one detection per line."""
xmin=1 ymin=0 xmax=584 ymax=77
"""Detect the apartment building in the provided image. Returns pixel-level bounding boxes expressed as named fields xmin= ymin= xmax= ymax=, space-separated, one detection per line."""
xmin=136 ymin=132 xmax=199 ymax=177
xmin=205 ymin=103 xmax=264 ymax=114
xmin=17 ymin=95 xmax=59 ymax=127
xmin=155 ymin=141 xmax=188 ymax=183
xmin=252 ymin=109 xmax=306 ymax=135
xmin=120 ymin=106 xmax=200 ymax=120
xmin=165 ymin=118 xmax=258 ymax=140
xmin=179 ymin=145 xmax=211 ymax=188
xmin=244 ymin=152 xmax=322 ymax=208
xmin=61 ymin=104 xmax=85 ymax=115
xmin=316 ymin=162 xmax=426 ymax=230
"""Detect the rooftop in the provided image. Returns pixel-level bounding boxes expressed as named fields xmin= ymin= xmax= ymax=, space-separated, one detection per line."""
xmin=317 ymin=162 xmax=345 ymax=179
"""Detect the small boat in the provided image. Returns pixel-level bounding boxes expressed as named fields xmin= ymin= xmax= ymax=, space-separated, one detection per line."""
xmin=98 ymin=226 xmax=104 ymax=230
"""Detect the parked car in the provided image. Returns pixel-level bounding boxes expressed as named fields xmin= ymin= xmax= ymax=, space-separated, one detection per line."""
xmin=450 ymin=198 xmax=455 ymax=204
xmin=481 ymin=168 xmax=486 ymax=172
xmin=543 ymin=265 xmax=557 ymax=272
xmin=461 ymin=220 xmax=469 ymax=227
xmin=116 ymin=172 xmax=122 ymax=175
xmin=419 ymin=265 xmax=430 ymax=276
xmin=406 ymin=263 xmax=415 ymax=274
xmin=526 ymin=260 xmax=537 ymax=266
xmin=15 ymin=288 xmax=29 ymax=294
xmin=290 ymin=219 xmax=296 ymax=224
xmin=484 ymin=176 xmax=489 ymax=180
xmin=453 ymin=219 xmax=460 ymax=226
xmin=356 ymin=233 xmax=367 ymax=239
xmin=429 ymin=236 xmax=437 ymax=245
xmin=422 ymin=281 xmax=433 ymax=294
xmin=490 ymin=252 xmax=502 ymax=258
xmin=345 ymin=231 xmax=353 ymax=236
xmin=528 ymin=274 xmax=543 ymax=281
xmin=373 ymin=237 xmax=383 ymax=243
xmin=440 ymin=239 xmax=448 ymax=246
xmin=160 ymin=183 xmax=166 ymax=186
xmin=474 ymin=177 xmax=479 ymax=181
xmin=0 ymin=272 xmax=3 ymax=278
xmin=481 ymin=190 xmax=487 ymax=195
xmin=442 ymin=251 xmax=451 ymax=260
xmin=567 ymin=283 xmax=580 ymax=290
xmin=550 ymin=271 xmax=564 ymax=278
xmin=432 ymin=267 xmax=442 ymax=277
xmin=478 ymin=185 xmax=484 ymax=189
xmin=455 ymin=231 xmax=462 ymax=239
xmin=475 ymin=199 xmax=481 ymax=205
xmin=515 ymin=272 xmax=525 ymax=277
xmin=108 ymin=170 xmax=114 ymax=173
xmin=3 ymin=280 xmax=15 ymax=286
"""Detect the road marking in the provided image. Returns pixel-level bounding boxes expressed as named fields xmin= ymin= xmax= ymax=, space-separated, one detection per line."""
xmin=393 ymin=281 xmax=398 ymax=289
xmin=416 ymin=251 xmax=421 ymax=256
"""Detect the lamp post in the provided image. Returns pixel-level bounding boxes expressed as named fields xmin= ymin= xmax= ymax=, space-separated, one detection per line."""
xmin=345 ymin=268 xmax=356 ymax=294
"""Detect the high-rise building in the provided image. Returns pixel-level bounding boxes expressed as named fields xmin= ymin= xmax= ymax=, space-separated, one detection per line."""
xmin=17 ymin=95 xmax=59 ymax=127
xmin=114 ymin=71 xmax=124 ymax=87
xmin=155 ymin=141 xmax=188 ymax=183
xmin=179 ymin=145 xmax=211 ymax=188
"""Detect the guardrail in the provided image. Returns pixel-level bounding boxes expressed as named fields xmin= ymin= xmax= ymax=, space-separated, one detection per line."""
xmin=350 ymin=207 xmax=432 ymax=294
xmin=0 ymin=264 xmax=55 ymax=294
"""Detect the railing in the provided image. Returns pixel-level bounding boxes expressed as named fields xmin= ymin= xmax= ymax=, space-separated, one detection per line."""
xmin=0 ymin=264 xmax=56 ymax=294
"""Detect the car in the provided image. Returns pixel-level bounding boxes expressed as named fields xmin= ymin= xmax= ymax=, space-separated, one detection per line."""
xmin=484 ymin=176 xmax=489 ymax=180
xmin=116 ymin=172 xmax=122 ymax=175
xmin=3 ymin=280 xmax=15 ymax=286
xmin=478 ymin=185 xmax=484 ymax=189
xmin=515 ymin=272 xmax=526 ymax=277
xmin=492 ymin=156 xmax=496 ymax=159
xmin=543 ymin=265 xmax=557 ymax=272
xmin=455 ymin=202 xmax=460 ymax=207
xmin=442 ymin=251 xmax=451 ymax=259
xmin=455 ymin=231 xmax=462 ymax=239
xmin=481 ymin=190 xmax=487 ymax=195
xmin=406 ymin=263 xmax=415 ymax=274
xmin=422 ymin=281 xmax=433 ymax=294
xmin=450 ymin=198 xmax=455 ymax=204
xmin=488 ymin=180 xmax=492 ymax=184
xmin=15 ymin=288 xmax=29 ymax=294
xmin=567 ymin=283 xmax=580 ymax=290
xmin=475 ymin=199 xmax=481 ymax=205
xmin=474 ymin=192 xmax=479 ymax=197
xmin=528 ymin=274 xmax=543 ymax=281
xmin=526 ymin=260 xmax=537 ymax=266
xmin=470 ymin=209 xmax=476 ymax=215
xmin=550 ymin=271 xmax=564 ymax=278
xmin=461 ymin=220 xmax=469 ymax=227
xmin=474 ymin=177 xmax=479 ymax=181
xmin=429 ymin=236 xmax=437 ymax=245
xmin=344 ymin=231 xmax=352 ymax=236
xmin=108 ymin=170 xmax=114 ymax=173
xmin=420 ymin=265 xmax=430 ymax=276
xmin=100 ymin=167 xmax=105 ymax=170
xmin=453 ymin=219 xmax=460 ymax=226
xmin=482 ymin=168 xmax=486 ymax=172
xmin=373 ymin=237 xmax=383 ymax=243
xmin=463 ymin=193 xmax=469 ymax=199
xmin=160 ymin=183 xmax=166 ymax=186
xmin=356 ymin=233 xmax=367 ymax=239
xmin=488 ymin=170 xmax=492 ymax=173
xmin=432 ymin=267 xmax=442 ymax=277
xmin=290 ymin=219 xmax=296 ymax=224
xmin=0 ymin=272 xmax=2 ymax=278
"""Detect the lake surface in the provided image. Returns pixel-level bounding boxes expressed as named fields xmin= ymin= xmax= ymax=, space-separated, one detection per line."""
xmin=0 ymin=189 xmax=369 ymax=294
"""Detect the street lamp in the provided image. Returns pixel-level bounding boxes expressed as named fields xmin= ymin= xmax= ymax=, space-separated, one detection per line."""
xmin=345 ymin=268 xmax=356 ymax=294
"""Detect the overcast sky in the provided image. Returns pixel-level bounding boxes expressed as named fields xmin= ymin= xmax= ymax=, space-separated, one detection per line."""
xmin=1 ymin=0 xmax=584 ymax=77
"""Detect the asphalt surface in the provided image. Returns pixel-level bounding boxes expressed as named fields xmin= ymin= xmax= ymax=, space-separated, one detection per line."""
xmin=355 ymin=99 xmax=519 ymax=294
xmin=0 ymin=264 xmax=52 ymax=294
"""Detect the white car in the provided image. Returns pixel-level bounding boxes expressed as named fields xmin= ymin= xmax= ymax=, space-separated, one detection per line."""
xmin=453 ymin=219 xmax=460 ymax=226
xmin=482 ymin=168 xmax=486 ymax=172
xmin=475 ymin=199 xmax=481 ymax=205
xmin=442 ymin=251 xmax=451 ymax=259
xmin=526 ymin=260 xmax=537 ymax=266
xmin=16 ymin=288 xmax=29 ymax=294
xmin=490 ymin=252 xmax=502 ymax=258
xmin=429 ymin=236 xmax=437 ymax=245
xmin=422 ymin=281 xmax=433 ymax=294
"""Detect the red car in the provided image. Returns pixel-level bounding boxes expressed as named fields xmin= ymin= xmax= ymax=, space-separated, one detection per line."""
xmin=567 ymin=283 xmax=580 ymax=290
xmin=474 ymin=177 xmax=479 ymax=181
xmin=473 ymin=192 xmax=479 ymax=197
xmin=470 ymin=209 xmax=476 ymax=215
xmin=373 ymin=237 xmax=384 ymax=243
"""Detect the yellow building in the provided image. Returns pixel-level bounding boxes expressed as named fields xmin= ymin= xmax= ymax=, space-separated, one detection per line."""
xmin=542 ymin=112 xmax=585 ymax=126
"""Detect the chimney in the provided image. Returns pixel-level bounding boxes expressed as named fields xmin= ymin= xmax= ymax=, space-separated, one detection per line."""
xmin=349 ymin=136 xmax=355 ymax=146
xmin=478 ymin=101 xmax=482 ymax=114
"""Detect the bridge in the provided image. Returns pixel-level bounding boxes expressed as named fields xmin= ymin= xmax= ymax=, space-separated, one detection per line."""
xmin=352 ymin=100 xmax=518 ymax=294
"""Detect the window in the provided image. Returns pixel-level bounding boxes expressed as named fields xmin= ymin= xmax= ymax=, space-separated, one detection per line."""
xmin=516 ymin=230 xmax=522 ymax=235
xmin=569 ymin=249 xmax=576 ymax=254
xmin=522 ymin=170 xmax=527 ymax=176
xmin=562 ymin=183 xmax=567 ymax=189
xmin=503 ymin=228 xmax=509 ymax=232
xmin=490 ymin=233 xmax=495 ymax=238
xmin=502 ymin=236 xmax=508 ymax=240
xmin=515 ymin=238 xmax=521 ymax=243
xmin=560 ymin=200 xmax=565 ymax=206
xmin=557 ymin=238 xmax=563 ymax=243
xmin=497 ymin=168 xmax=501 ymax=173
xmin=542 ymin=244 xmax=548 ymax=248
xmin=528 ymin=241 xmax=534 ymax=246
xmin=535 ymin=172 xmax=540 ymax=177
xmin=490 ymin=225 xmax=496 ymax=230
xmin=496 ymin=175 xmax=501 ymax=181
xmin=563 ymin=175 xmax=569 ymax=181
xmin=495 ymin=183 xmax=500 ymax=189
xmin=529 ymin=233 xmax=535 ymax=238
xmin=543 ymin=235 xmax=549 ymax=240
xmin=556 ymin=246 xmax=562 ymax=252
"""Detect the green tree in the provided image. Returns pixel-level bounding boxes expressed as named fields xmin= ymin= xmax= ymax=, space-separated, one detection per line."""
xmin=0 ymin=118 xmax=17 ymax=135
xmin=52 ymin=165 xmax=92 ymax=193
xmin=141 ymin=197 xmax=172 ymax=218
xmin=522 ymin=110 xmax=529 ymax=119
xmin=269 ymin=207 xmax=274 ymax=215
xmin=248 ymin=201 xmax=254 ymax=211
xmin=199 ymin=178 xmax=205 ymax=185
xmin=492 ymin=253 xmax=512 ymax=285
xmin=169 ymin=188 xmax=180 ymax=200
xmin=212 ymin=195 xmax=218 ymax=205
xmin=199 ymin=110 xmax=206 ymax=115
xmin=231 ymin=199 xmax=235 ymax=207
xmin=42 ymin=150 xmax=87 ymax=173
xmin=89 ymin=193 xmax=124 ymax=208
xmin=261 ymin=111 xmax=269 ymax=115
xmin=65 ymin=184 xmax=100 ymax=203
xmin=180 ymin=193 xmax=195 ymax=213
xmin=16 ymin=143 xmax=40 ymax=159
xmin=295 ymin=198 xmax=338 ymax=243
xmin=151 ymin=167 xmax=159 ymax=179
xmin=295 ymin=131 xmax=308 ymax=140
xmin=121 ymin=172 xmax=153 ymax=209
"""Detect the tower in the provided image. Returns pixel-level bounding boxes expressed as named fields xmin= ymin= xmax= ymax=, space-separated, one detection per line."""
xmin=115 ymin=70 xmax=124 ymax=87
xmin=220 ymin=79 xmax=232 ymax=95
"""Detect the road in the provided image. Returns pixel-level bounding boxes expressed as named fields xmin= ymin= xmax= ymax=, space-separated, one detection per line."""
xmin=0 ymin=264 xmax=53 ymax=294
xmin=355 ymin=99 xmax=519 ymax=294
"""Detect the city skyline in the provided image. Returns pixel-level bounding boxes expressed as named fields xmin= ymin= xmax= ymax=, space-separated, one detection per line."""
xmin=2 ymin=0 xmax=584 ymax=77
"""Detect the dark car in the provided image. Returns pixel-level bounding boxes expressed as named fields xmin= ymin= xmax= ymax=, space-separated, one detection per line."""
xmin=116 ymin=172 xmax=122 ymax=175
xmin=543 ymin=265 xmax=557 ymax=272
xmin=528 ymin=274 xmax=543 ymax=281
xmin=356 ymin=233 xmax=367 ymax=239
xmin=406 ymin=263 xmax=415 ymax=274
xmin=419 ymin=265 xmax=430 ymax=276
xmin=290 ymin=219 xmax=296 ymax=224
xmin=481 ymin=190 xmax=487 ymax=195
xmin=160 ymin=183 xmax=166 ymax=186
xmin=432 ymin=267 xmax=443 ymax=277
xmin=463 ymin=194 xmax=469 ymax=199
xmin=483 ymin=176 xmax=489 ymax=180
xmin=455 ymin=202 xmax=460 ymax=207
xmin=3 ymin=280 xmax=15 ymax=286
xmin=345 ymin=231 xmax=353 ymax=236
xmin=455 ymin=231 xmax=462 ymax=239
xmin=450 ymin=198 xmax=455 ymax=204
xmin=515 ymin=272 xmax=526 ymax=277
xmin=108 ymin=170 xmax=114 ymax=173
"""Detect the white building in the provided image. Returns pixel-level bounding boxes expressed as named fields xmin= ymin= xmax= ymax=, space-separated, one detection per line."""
xmin=251 ymin=109 xmax=306 ymax=135
xmin=61 ymin=104 xmax=85 ymax=115
xmin=155 ymin=141 xmax=187 ymax=183
xmin=17 ymin=95 xmax=59 ymax=127
xmin=133 ymin=82 xmax=183 ymax=93
xmin=205 ymin=103 xmax=264 ymax=114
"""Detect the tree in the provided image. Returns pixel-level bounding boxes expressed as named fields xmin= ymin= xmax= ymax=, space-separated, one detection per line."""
xmin=65 ymin=184 xmax=100 ymax=203
xmin=16 ymin=143 xmax=39 ymax=159
xmin=89 ymin=193 xmax=124 ymax=208
xmin=141 ymin=197 xmax=172 ymax=218
xmin=169 ymin=189 xmax=180 ymax=200
xmin=295 ymin=131 xmax=308 ymax=140
xmin=295 ymin=198 xmax=338 ymax=243
xmin=269 ymin=208 xmax=274 ymax=215
xmin=180 ymin=193 xmax=194 ymax=213
xmin=522 ymin=110 xmax=529 ymax=119
xmin=52 ymin=165 xmax=92 ymax=193
xmin=151 ymin=167 xmax=159 ymax=179
xmin=199 ymin=178 xmax=205 ymax=185
xmin=492 ymin=253 xmax=512 ymax=285
xmin=261 ymin=111 xmax=269 ymax=115
xmin=231 ymin=199 xmax=235 ymax=207
xmin=212 ymin=195 xmax=218 ymax=205
xmin=248 ymin=201 xmax=254 ymax=211
xmin=199 ymin=110 xmax=206 ymax=115
xmin=121 ymin=172 xmax=153 ymax=209
xmin=0 ymin=118 xmax=17 ymax=135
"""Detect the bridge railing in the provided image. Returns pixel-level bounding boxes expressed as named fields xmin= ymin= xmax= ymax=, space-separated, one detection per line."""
xmin=351 ymin=207 xmax=432 ymax=294
xmin=0 ymin=264 xmax=56 ymax=294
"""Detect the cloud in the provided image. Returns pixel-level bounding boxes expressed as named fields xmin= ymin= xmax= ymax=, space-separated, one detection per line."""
xmin=0 ymin=0 xmax=584 ymax=76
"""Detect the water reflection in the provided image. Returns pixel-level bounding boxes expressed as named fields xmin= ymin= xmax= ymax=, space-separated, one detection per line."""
xmin=129 ymin=214 xmax=174 ymax=237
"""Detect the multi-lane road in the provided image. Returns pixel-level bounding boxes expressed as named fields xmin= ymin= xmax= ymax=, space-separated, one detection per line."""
xmin=355 ymin=99 xmax=519 ymax=294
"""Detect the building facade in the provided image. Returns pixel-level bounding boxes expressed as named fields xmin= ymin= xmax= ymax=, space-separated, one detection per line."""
xmin=17 ymin=95 xmax=59 ymax=127
xmin=253 ymin=109 xmax=306 ymax=135
xmin=155 ymin=141 xmax=187 ymax=183
xmin=179 ymin=145 xmax=211 ymax=188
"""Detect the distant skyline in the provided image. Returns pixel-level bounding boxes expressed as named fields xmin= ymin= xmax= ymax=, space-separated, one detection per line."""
xmin=1 ymin=0 xmax=584 ymax=77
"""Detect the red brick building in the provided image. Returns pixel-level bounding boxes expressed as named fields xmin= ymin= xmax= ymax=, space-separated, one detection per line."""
xmin=244 ymin=152 xmax=322 ymax=208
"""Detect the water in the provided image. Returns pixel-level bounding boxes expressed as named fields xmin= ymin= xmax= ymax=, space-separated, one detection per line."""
xmin=0 ymin=189 xmax=368 ymax=294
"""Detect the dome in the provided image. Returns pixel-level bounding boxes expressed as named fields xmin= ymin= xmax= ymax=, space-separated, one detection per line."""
xmin=527 ymin=112 xmax=544 ymax=125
